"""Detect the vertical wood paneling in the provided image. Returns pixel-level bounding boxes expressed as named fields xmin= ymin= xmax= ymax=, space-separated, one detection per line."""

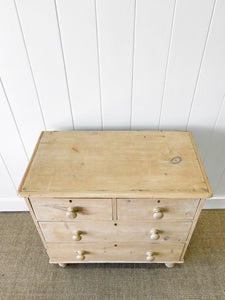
xmin=0 ymin=79 xmax=28 ymax=187
xmin=15 ymin=0 xmax=74 ymax=130
xmin=131 ymin=0 xmax=175 ymax=129
xmin=216 ymin=168 xmax=225 ymax=197
xmin=0 ymin=0 xmax=225 ymax=209
xmin=203 ymin=96 xmax=225 ymax=194
xmin=188 ymin=0 xmax=225 ymax=160
xmin=96 ymin=0 xmax=135 ymax=129
xmin=0 ymin=154 xmax=16 ymax=197
xmin=56 ymin=0 xmax=102 ymax=129
xmin=159 ymin=0 xmax=215 ymax=130
xmin=0 ymin=0 xmax=45 ymax=157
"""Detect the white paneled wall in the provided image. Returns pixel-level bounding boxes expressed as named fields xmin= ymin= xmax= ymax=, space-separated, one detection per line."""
xmin=131 ymin=0 xmax=175 ymax=129
xmin=15 ymin=0 xmax=74 ymax=131
xmin=0 ymin=0 xmax=225 ymax=210
xmin=97 ymin=0 xmax=136 ymax=129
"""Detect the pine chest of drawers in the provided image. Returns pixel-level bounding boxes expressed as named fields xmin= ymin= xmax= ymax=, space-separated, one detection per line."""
xmin=18 ymin=131 xmax=212 ymax=268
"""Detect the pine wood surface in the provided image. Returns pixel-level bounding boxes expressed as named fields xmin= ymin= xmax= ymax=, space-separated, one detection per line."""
xmin=117 ymin=198 xmax=199 ymax=220
xmin=30 ymin=197 xmax=112 ymax=221
xmin=39 ymin=220 xmax=192 ymax=244
xmin=179 ymin=198 xmax=206 ymax=260
xmin=46 ymin=242 xmax=184 ymax=263
xmin=18 ymin=131 xmax=212 ymax=198
xmin=17 ymin=131 xmax=212 ymax=266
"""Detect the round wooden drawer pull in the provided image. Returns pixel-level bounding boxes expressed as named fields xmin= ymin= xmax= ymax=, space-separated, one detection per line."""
xmin=66 ymin=207 xmax=77 ymax=219
xmin=150 ymin=229 xmax=160 ymax=240
xmin=146 ymin=251 xmax=155 ymax=261
xmin=72 ymin=230 xmax=82 ymax=241
xmin=76 ymin=250 xmax=85 ymax=260
xmin=153 ymin=207 xmax=163 ymax=219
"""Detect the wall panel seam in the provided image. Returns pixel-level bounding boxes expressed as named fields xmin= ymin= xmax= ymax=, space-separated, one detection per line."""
xmin=54 ymin=0 xmax=75 ymax=130
xmin=0 ymin=78 xmax=29 ymax=160
xmin=13 ymin=0 xmax=47 ymax=131
xmin=130 ymin=0 xmax=137 ymax=130
xmin=158 ymin=0 xmax=177 ymax=129
xmin=0 ymin=152 xmax=17 ymax=192
xmin=186 ymin=0 xmax=217 ymax=130
xmin=94 ymin=0 xmax=103 ymax=130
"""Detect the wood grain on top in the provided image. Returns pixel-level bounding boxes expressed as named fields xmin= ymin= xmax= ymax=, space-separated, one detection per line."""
xmin=18 ymin=131 xmax=212 ymax=198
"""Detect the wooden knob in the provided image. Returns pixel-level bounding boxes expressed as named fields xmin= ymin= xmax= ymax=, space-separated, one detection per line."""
xmin=76 ymin=250 xmax=85 ymax=260
xmin=165 ymin=263 xmax=176 ymax=268
xmin=58 ymin=263 xmax=67 ymax=268
xmin=153 ymin=207 xmax=163 ymax=219
xmin=150 ymin=229 xmax=160 ymax=240
xmin=66 ymin=207 xmax=77 ymax=219
xmin=146 ymin=251 xmax=155 ymax=261
xmin=72 ymin=230 xmax=81 ymax=241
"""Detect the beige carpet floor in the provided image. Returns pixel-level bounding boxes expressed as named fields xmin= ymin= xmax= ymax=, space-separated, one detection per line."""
xmin=0 ymin=210 xmax=224 ymax=300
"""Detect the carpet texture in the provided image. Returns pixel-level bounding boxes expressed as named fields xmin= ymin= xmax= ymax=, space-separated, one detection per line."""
xmin=0 ymin=210 xmax=224 ymax=300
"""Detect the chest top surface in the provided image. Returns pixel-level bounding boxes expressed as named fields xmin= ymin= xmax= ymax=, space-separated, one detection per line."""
xmin=18 ymin=131 xmax=212 ymax=198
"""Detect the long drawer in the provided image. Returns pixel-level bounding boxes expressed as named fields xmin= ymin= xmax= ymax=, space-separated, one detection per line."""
xmin=40 ymin=221 xmax=192 ymax=243
xmin=30 ymin=197 xmax=112 ymax=221
xmin=117 ymin=198 xmax=200 ymax=220
xmin=47 ymin=242 xmax=184 ymax=263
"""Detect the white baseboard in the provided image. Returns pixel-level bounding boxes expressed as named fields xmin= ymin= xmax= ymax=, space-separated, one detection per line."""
xmin=0 ymin=197 xmax=28 ymax=211
xmin=203 ymin=197 xmax=225 ymax=209
xmin=0 ymin=197 xmax=224 ymax=211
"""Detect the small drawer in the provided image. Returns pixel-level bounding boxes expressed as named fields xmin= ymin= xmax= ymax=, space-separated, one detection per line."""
xmin=40 ymin=221 xmax=191 ymax=244
xmin=114 ymin=221 xmax=192 ymax=243
xmin=47 ymin=242 xmax=184 ymax=263
xmin=30 ymin=197 xmax=112 ymax=221
xmin=40 ymin=221 xmax=115 ymax=243
xmin=117 ymin=198 xmax=200 ymax=221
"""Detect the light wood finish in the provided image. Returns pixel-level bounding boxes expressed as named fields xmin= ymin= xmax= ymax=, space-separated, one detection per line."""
xmin=30 ymin=197 xmax=112 ymax=221
xmin=66 ymin=207 xmax=77 ymax=219
xmin=153 ymin=207 xmax=164 ymax=219
xmin=150 ymin=229 xmax=160 ymax=240
xmin=165 ymin=263 xmax=176 ymax=268
xmin=179 ymin=198 xmax=206 ymax=260
xmin=18 ymin=131 xmax=212 ymax=198
xmin=117 ymin=198 xmax=199 ymax=220
xmin=112 ymin=198 xmax=117 ymax=221
xmin=39 ymin=221 xmax=192 ymax=244
xmin=47 ymin=243 xmax=184 ymax=263
xmin=58 ymin=263 xmax=67 ymax=268
xmin=189 ymin=132 xmax=213 ymax=197
xmin=24 ymin=197 xmax=47 ymax=249
xmin=18 ymin=131 xmax=44 ymax=194
xmin=72 ymin=230 xmax=81 ymax=241
xmin=146 ymin=251 xmax=155 ymax=261
xmin=18 ymin=131 xmax=212 ymax=267
xmin=75 ymin=250 xmax=85 ymax=261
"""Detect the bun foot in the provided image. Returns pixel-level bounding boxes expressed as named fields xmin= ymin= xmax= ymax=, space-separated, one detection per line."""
xmin=165 ymin=263 xmax=175 ymax=268
xmin=58 ymin=263 xmax=67 ymax=268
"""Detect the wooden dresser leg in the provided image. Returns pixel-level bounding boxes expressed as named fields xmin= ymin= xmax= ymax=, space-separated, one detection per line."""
xmin=165 ymin=263 xmax=176 ymax=268
xmin=58 ymin=263 xmax=67 ymax=268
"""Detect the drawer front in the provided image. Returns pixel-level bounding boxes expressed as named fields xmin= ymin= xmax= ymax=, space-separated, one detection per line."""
xmin=117 ymin=198 xmax=199 ymax=220
xmin=114 ymin=221 xmax=191 ymax=243
xmin=47 ymin=242 xmax=184 ymax=263
xmin=40 ymin=221 xmax=191 ymax=243
xmin=40 ymin=221 xmax=115 ymax=243
xmin=30 ymin=197 xmax=112 ymax=221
